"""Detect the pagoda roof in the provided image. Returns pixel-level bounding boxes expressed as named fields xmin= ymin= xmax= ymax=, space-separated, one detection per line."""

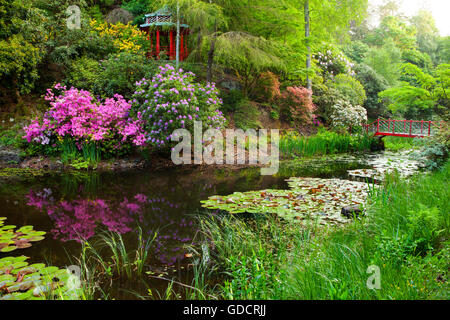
xmin=140 ymin=5 xmax=189 ymax=28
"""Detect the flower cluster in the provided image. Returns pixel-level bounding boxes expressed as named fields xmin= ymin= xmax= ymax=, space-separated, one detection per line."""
xmin=315 ymin=48 xmax=355 ymax=78
xmin=131 ymin=64 xmax=226 ymax=148
xmin=90 ymin=19 xmax=147 ymax=54
xmin=328 ymin=100 xmax=368 ymax=130
xmin=23 ymin=84 xmax=146 ymax=148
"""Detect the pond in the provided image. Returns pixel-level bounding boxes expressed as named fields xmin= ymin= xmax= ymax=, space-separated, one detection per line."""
xmin=0 ymin=150 xmax=423 ymax=299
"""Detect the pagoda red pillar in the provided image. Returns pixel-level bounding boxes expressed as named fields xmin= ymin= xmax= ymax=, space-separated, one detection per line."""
xmin=184 ymin=33 xmax=188 ymax=57
xmin=147 ymin=31 xmax=150 ymax=58
xmin=169 ymin=30 xmax=174 ymax=59
xmin=156 ymin=29 xmax=160 ymax=58
xmin=180 ymin=32 xmax=184 ymax=61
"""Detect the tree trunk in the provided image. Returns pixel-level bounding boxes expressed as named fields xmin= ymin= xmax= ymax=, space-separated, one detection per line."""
xmin=304 ymin=0 xmax=312 ymax=92
xmin=176 ymin=2 xmax=180 ymax=68
xmin=206 ymin=23 xmax=217 ymax=83
xmin=195 ymin=31 xmax=203 ymax=62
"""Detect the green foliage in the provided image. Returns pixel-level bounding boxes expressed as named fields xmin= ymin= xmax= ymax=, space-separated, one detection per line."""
xmin=355 ymin=63 xmax=389 ymax=118
xmin=379 ymin=85 xmax=435 ymax=118
xmin=402 ymin=49 xmax=433 ymax=71
xmin=364 ymin=39 xmax=402 ymax=86
xmin=59 ymin=138 xmax=101 ymax=169
xmin=0 ymin=0 xmax=45 ymax=95
xmin=92 ymin=52 xmax=156 ymax=99
xmin=220 ymin=89 xmax=244 ymax=113
xmin=383 ymin=136 xmax=417 ymax=151
xmin=270 ymin=109 xmax=279 ymax=120
xmin=328 ymin=74 xmax=366 ymax=106
xmin=368 ymin=16 xmax=417 ymax=51
xmin=233 ymin=100 xmax=261 ymax=130
xmin=343 ymin=41 xmax=370 ymax=64
xmin=407 ymin=206 xmax=444 ymax=255
xmin=65 ymin=56 xmax=101 ymax=92
xmin=196 ymin=162 xmax=450 ymax=300
xmin=418 ymin=139 xmax=449 ymax=171
xmin=379 ymin=63 xmax=450 ymax=118
xmin=279 ymin=129 xmax=374 ymax=158
xmin=209 ymin=31 xmax=285 ymax=95
xmin=312 ymin=82 xmax=342 ymax=117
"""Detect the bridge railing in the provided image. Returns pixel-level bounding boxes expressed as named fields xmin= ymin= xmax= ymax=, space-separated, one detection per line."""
xmin=365 ymin=119 xmax=444 ymax=137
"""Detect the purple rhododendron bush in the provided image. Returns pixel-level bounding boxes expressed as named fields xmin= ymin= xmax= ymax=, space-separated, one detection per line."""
xmin=131 ymin=64 xmax=226 ymax=149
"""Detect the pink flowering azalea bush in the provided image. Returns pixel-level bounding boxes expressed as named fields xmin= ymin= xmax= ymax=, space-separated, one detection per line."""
xmin=131 ymin=64 xmax=226 ymax=149
xmin=23 ymin=84 xmax=146 ymax=159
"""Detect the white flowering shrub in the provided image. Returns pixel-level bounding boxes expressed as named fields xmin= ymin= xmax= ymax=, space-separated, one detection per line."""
xmin=314 ymin=46 xmax=355 ymax=78
xmin=328 ymin=100 xmax=368 ymax=130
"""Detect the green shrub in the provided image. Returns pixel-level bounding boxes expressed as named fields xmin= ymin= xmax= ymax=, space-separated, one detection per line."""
xmin=93 ymin=52 xmax=157 ymax=99
xmin=407 ymin=206 xmax=444 ymax=255
xmin=355 ymin=63 xmax=389 ymax=118
xmin=270 ymin=110 xmax=279 ymax=120
xmin=221 ymin=89 xmax=244 ymax=113
xmin=233 ymin=100 xmax=261 ymax=130
xmin=65 ymin=56 xmax=100 ymax=92
xmin=343 ymin=41 xmax=370 ymax=64
xmin=328 ymin=74 xmax=367 ymax=107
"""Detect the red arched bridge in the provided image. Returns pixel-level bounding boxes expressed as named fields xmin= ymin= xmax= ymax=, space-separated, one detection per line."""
xmin=364 ymin=119 xmax=444 ymax=138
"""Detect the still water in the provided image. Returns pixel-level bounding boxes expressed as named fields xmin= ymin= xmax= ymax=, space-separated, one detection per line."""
xmin=0 ymin=151 xmax=419 ymax=298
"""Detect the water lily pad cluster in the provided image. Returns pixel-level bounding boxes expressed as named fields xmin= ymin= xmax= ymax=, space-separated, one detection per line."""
xmin=348 ymin=151 xmax=423 ymax=181
xmin=0 ymin=256 xmax=78 ymax=300
xmin=0 ymin=217 xmax=46 ymax=252
xmin=201 ymin=177 xmax=371 ymax=225
xmin=347 ymin=168 xmax=383 ymax=182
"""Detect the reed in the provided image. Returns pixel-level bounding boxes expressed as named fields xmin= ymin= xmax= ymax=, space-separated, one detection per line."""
xmin=279 ymin=129 xmax=374 ymax=159
xmin=193 ymin=162 xmax=449 ymax=300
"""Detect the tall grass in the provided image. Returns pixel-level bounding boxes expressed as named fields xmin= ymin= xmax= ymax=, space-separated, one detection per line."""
xmin=71 ymin=228 xmax=158 ymax=299
xmin=82 ymin=142 xmax=101 ymax=165
xmin=60 ymin=138 xmax=100 ymax=167
xmin=195 ymin=162 xmax=450 ymax=300
xmin=383 ymin=136 xmax=418 ymax=151
xmin=93 ymin=228 xmax=157 ymax=278
xmin=60 ymin=138 xmax=78 ymax=164
xmin=279 ymin=129 xmax=374 ymax=158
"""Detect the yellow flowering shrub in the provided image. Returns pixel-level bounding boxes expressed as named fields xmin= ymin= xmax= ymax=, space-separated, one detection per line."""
xmin=89 ymin=19 xmax=148 ymax=54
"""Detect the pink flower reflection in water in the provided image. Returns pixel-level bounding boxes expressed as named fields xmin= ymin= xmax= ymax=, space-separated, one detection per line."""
xmin=26 ymin=190 xmax=147 ymax=242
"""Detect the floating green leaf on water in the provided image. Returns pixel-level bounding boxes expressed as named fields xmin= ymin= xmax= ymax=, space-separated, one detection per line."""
xmin=201 ymin=177 xmax=373 ymax=225
xmin=0 ymin=256 xmax=77 ymax=300
xmin=0 ymin=217 xmax=46 ymax=252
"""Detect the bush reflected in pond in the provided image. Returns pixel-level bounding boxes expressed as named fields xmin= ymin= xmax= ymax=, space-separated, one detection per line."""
xmin=26 ymin=188 xmax=196 ymax=266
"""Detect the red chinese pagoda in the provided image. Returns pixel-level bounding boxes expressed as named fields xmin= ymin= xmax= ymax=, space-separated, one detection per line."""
xmin=139 ymin=6 xmax=189 ymax=61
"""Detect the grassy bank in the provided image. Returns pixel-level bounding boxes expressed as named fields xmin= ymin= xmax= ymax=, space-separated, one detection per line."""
xmin=194 ymin=162 xmax=450 ymax=299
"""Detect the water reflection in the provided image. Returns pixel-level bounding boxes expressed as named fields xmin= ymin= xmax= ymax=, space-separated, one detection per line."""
xmin=25 ymin=186 xmax=197 ymax=266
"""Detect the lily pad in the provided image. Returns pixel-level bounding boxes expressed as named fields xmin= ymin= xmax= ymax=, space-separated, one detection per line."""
xmin=201 ymin=177 xmax=374 ymax=225
xmin=0 ymin=256 xmax=78 ymax=300
xmin=0 ymin=217 xmax=46 ymax=253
